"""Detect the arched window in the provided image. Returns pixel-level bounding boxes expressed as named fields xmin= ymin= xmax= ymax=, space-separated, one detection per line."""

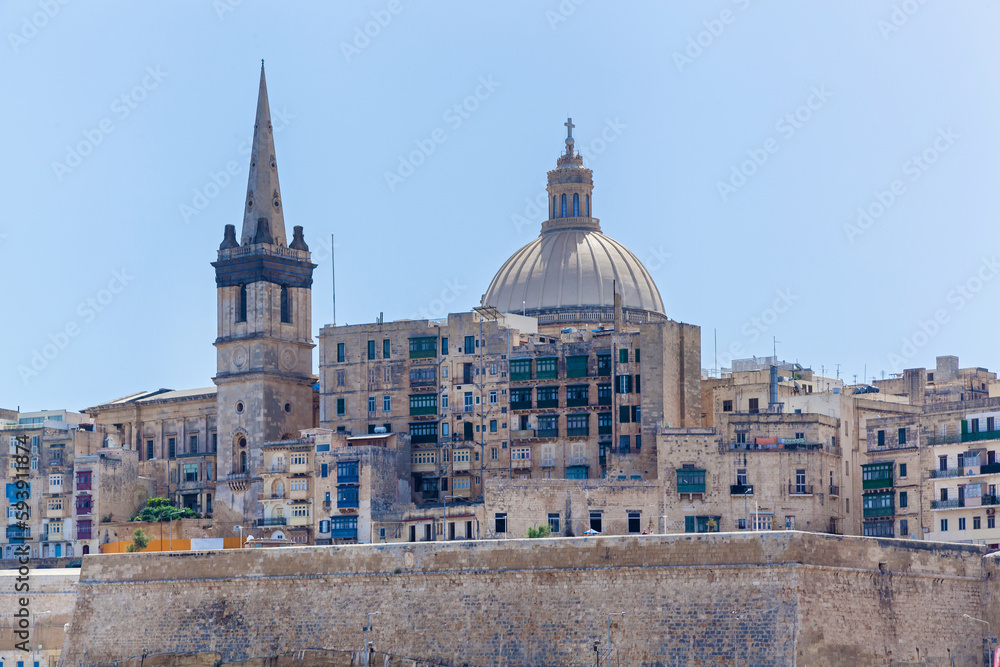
xmin=240 ymin=451 xmax=247 ymax=474
xmin=586 ymin=194 xmax=590 ymax=217
xmin=560 ymin=194 xmax=567 ymax=218
xmin=573 ymin=193 xmax=580 ymax=217
xmin=237 ymin=284 xmax=247 ymax=323
xmin=280 ymin=285 xmax=291 ymax=324
xmin=553 ymin=196 xmax=557 ymax=219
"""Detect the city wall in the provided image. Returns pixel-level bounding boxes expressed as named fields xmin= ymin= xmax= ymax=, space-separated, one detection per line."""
xmin=57 ymin=532 xmax=998 ymax=666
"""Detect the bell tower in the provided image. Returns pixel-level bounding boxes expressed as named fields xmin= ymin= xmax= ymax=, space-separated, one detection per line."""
xmin=211 ymin=63 xmax=316 ymax=522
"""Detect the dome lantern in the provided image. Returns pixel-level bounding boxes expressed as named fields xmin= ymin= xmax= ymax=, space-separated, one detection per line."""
xmin=481 ymin=120 xmax=666 ymax=327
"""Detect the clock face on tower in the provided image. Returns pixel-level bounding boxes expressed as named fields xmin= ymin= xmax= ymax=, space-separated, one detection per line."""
xmin=280 ymin=346 xmax=297 ymax=371
xmin=233 ymin=346 xmax=248 ymax=370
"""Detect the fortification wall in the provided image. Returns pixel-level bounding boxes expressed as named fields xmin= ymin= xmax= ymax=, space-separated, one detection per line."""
xmin=59 ymin=532 xmax=994 ymax=666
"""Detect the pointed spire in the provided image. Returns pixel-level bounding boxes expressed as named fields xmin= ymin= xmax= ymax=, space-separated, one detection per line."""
xmin=241 ymin=62 xmax=287 ymax=247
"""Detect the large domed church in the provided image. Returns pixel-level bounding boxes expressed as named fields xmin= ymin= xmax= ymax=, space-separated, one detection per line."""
xmin=483 ymin=120 xmax=667 ymax=328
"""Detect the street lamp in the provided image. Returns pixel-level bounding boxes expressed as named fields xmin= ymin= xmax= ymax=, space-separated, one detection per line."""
xmin=364 ymin=611 xmax=380 ymax=666
xmin=963 ymin=614 xmax=996 ymax=660
xmin=608 ymin=611 xmax=625 ymax=661
xmin=233 ymin=524 xmax=243 ymax=548
xmin=32 ymin=610 xmax=52 ymax=667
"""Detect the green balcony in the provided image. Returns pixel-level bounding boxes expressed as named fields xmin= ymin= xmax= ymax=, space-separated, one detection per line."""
xmin=861 ymin=462 xmax=893 ymax=490
xmin=677 ymin=469 xmax=706 ymax=494
xmin=863 ymin=492 xmax=895 ymax=518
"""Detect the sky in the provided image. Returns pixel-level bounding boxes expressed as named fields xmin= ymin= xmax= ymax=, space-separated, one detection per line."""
xmin=2 ymin=1 xmax=999 ymax=412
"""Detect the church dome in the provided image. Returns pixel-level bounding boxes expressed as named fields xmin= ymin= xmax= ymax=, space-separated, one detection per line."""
xmin=482 ymin=229 xmax=665 ymax=318
xmin=481 ymin=119 xmax=666 ymax=325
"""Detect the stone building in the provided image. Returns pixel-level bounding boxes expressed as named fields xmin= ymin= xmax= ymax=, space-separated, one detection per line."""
xmin=0 ymin=410 xmax=153 ymax=561
xmin=86 ymin=387 xmax=219 ymax=516
xmin=212 ymin=64 xmax=319 ymax=526
xmin=863 ymin=395 xmax=1000 ymax=549
xmin=319 ymin=121 xmax=701 ymax=508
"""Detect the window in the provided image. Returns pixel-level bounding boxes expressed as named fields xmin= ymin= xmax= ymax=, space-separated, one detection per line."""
xmin=899 ymin=463 xmax=907 ymax=478
xmin=336 ymin=370 xmax=346 ymax=387
xmin=566 ymin=355 xmax=588 ymax=378
xmin=383 ymin=339 xmax=391 ymax=359
xmin=567 ymin=414 xmax=589 ymax=437
xmin=785 ymin=516 xmax=796 ymax=530
xmin=440 ymin=393 xmax=448 ymax=409
xmin=280 ymin=285 xmax=291 ymax=323
xmin=368 ymin=396 xmax=376 ymax=413
xmin=441 ymin=337 xmax=449 ymax=355
xmin=337 ymin=460 xmax=360 ymax=480
xmin=590 ymin=511 xmax=603 ymax=533
xmin=676 ymin=468 xmax=706 ymax=493
xmin=409 ymin=422 xmax=438 ymax=444
xmin=617 ymin=405 xmax=630 ymax=423
xmin=548 ymin=512 xmax=561 ymax=534
xmin=616 ymin=375 xmax=632 ymax=393
xmin=941 ymin=518 xmax=948 ymax=532
xmin=183 ymin=464 xmax=198 ymax=483
xmin=898 ymin=428 xmax=906 ymax=445
xmin=409 ymin=336 xmax=437 ymax=359
xmin=381 ymin=395 xmax=391 ymax=413
xmin=409 ymin=366 xmax=437 ymax=386
xmin=490 ymin=419 xmax=498 ymax=433
xmin=899 ymin=519 xmax=909 ymax=536
xmin=337 ymin=486 xmax=359 ymax=507
xmin=321 ymin=463 xmax=328 ymax=478
xmin=409 ymin=394 xmax=437 ymax=415
xmin=236 ymin=284 xmax=247 ymax=323
xmin=537 ymin=415 xmax=558 ymax=437
xmin=597 ymin=354 xmax=612 ymax=376
xmin=489 ymin=390 xmax=497 ymax=404
xmin=76 ymin=471 xmax=91 ymax=490
xmin=511 ymin=447 xmax=530 ymax=461
xmin=736 ymin=469 xmax=748 ymax=486
xmin=989 ymin=515 xmax=996 ymax=529
xmin=537 ymin=386 xmax=558 ymax=407
xmin=628 ymin=511 xmax=641 ymax=534
xmin=877 ymin=430 xmax=885 ymax=447
xmin=495 ymin=512 xmax=507 ymax=533
xmin=899 ymin=491 xmax=908 ymax=508
xmin=748 ymin=398 xmax=759 ymax=413
xmin=167 ymin=437 xmax=176 ymax=459
xmin=337 ymin=343 xmax=345 ymax=362
xmin=959 ymin=517 xmax=967 ymax=531
xmin=561 ymin=193 xmax=567 ymax=217
xmin=441 ymin=423 xmax=449 ymax=437
xmin=536 ymin=358 xmax=558 ymax=379
xmin=723 ymin=400 xmax=733 ymax=412
xmin=619 ymin=435 xmax=630 ymax=454
xmin=974 ymin=516 xmax=981 ymax=530
xmin=336 ymin=398 xmax=346 ymax=416
xmin=510 ymin=358 xmax=532 ymax=381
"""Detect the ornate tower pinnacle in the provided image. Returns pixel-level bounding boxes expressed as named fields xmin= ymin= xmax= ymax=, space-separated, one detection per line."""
xmin=543 ymin=118 xmax=599 ymax=234
xmin=241 ymin=62 xmax=287 ymax=247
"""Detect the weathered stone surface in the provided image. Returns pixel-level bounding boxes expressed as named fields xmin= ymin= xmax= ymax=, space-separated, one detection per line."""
xmin=54 ymin=532 xmax=998 ymax=666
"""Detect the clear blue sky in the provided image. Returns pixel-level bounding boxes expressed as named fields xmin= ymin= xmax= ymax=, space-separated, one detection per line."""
xmin=2 ymin=1 xmax=998 ymax=411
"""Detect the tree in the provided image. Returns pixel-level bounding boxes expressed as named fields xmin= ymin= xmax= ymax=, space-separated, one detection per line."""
xmin=526 ymin=525 xmax=552 ymax=539
xmin=126 ymin=528 xmax=150 ymax=553
xmin=134 ymin=497 xmax=197 ymax=522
